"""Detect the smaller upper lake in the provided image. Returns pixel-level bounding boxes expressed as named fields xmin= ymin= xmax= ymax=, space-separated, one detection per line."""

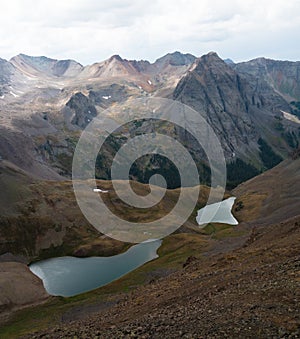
xmin=196 ymin=197 xmax=238 ymax=226
xmin=30 ymin=240 xmax=161 ymax=297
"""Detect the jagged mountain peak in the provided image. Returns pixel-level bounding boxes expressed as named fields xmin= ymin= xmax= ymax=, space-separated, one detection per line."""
xmin=108 ymin=54 xmax=124 ymax=62
xmin=224 ymin=58 xmax=235 ymax=65
xmin=79 ymin=53 xmax=145 ymax=80
xmin=188 ymin=51 xmax=234 ymax=77
xmin=206 ymin=51 xmax=219 ymax=56
xmin=128 ymin=59 xmax=151 ymax=73
xmin=197 ymin=51 xmax=224 ymax=63
xmin=10 ymin=53 xmax=83 ymax=78
xmin=154 ymin=51 xmax=196 ymax=67
xmin=252 ymin=56 xmax=268 ymax=62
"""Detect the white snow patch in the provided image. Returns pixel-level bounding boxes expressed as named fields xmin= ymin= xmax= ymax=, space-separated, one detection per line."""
xmin=10 ymin=91 xmax=19 ymax=98
xmin=0 ymin=95 xmax=4 ymax=99
xmin=281 ymin=110 xmax=300 ymax=124
xmin=93 ymin=188 xmax=109 ymax=193
xmin=141 ymin=238 xmax=158 ymax=243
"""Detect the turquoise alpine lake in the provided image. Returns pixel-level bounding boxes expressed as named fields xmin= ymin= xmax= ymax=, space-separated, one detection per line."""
xmin=29 ymin=239 xmax=161 ymax=297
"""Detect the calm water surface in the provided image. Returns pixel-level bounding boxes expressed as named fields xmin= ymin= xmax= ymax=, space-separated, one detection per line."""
xmin=30 ymin=240 xmax=161 ymax=297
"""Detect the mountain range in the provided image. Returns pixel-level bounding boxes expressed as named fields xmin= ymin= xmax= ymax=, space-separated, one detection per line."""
xmin=0 ymin=51 xmax=299 ymax=187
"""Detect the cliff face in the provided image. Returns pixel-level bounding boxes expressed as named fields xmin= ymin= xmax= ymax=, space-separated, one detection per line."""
xmin=174 ymin=52 xmax=257 ymax=159
xmin=153 ymin=51 xmax=196 ymax=69
xmin=173 ymin=52 xmax=299 ymax=170
xmin=234 ymin=57 xmax=300 ymax=101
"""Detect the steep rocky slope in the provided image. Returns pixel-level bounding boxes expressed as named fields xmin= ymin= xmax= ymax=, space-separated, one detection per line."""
xmin=234 ymin=57 xmax=300 ymax=101
xmin=233 ymin=156 xmax=300 ymax=225
xmin=173 ymin=53 xmax=298 ymax=167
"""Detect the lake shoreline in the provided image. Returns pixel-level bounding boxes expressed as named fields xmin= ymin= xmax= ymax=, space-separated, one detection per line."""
xmin=29 ymin=239 xmax=162 ymax=297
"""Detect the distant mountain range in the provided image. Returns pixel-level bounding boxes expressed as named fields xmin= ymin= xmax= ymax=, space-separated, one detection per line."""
xmin=0 ymin=51 xmax=299 ymax=187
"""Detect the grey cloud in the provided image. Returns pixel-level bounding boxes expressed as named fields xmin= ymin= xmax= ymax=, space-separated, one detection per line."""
xmin=0 ymin=0 xmax=299 ymax=64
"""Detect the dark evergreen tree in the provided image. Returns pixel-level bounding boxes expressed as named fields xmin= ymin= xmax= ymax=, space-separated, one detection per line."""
xmin=258 ymin=138 xmax=283 ymax=169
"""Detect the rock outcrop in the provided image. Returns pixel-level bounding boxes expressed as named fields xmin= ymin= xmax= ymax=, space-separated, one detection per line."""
xmin=0 ymin=262 xmax=49 ymax=317
xmin=66 ymin=92 xmax=97 ymax=128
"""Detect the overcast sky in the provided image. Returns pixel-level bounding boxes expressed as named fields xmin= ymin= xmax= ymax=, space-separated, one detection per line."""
xmin=0 ymin=0 xmax=299 ymax=65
